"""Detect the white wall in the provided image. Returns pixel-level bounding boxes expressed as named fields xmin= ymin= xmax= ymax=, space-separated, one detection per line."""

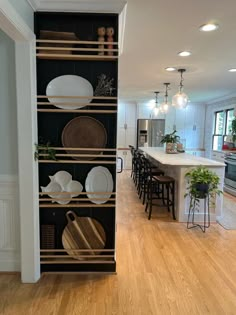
xmin=0 ymin=30 xmax=18 ymax=175
xmin=205 ymin=97 xmax=236 ymax=158
xmin=0 ymin=29 xmax=20 ymax=271
xmin=8 ymin=0 xmax=34 ymax=29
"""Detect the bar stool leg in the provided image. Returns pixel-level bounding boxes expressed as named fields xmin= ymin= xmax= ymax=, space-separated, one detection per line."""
xmin=172 ymin=182 xmax=176 ymax=220
xmin=148 ymin=182 xmax=153 ymax=220
xmin=161 ymin=183 xmax=165 ymax=205
xmin=166 ymin=184 xmax=170 ymax=212
xmin=145 ymin=181 xmax=150 ymax=212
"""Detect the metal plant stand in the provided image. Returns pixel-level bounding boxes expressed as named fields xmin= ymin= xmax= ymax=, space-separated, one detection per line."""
xmin=187 ymin=194 xmax=210 ymax=233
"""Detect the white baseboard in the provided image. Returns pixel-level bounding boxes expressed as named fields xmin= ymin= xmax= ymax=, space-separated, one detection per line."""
xmin=0 ymin=175 xmax=20 ymax=272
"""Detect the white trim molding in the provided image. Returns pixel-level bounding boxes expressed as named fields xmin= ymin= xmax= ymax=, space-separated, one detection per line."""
xmin=27 ymin=0 xmax=41 ymax=10
xmin=0 ymin=0 xmax=34 ymax=41
xmin=27 ymin=0 xmax=127 ymax=13
xmin=0 ymin=175 xmax=20 ymax=272
xmin=0 ymin=0 xmax=40 ymax=283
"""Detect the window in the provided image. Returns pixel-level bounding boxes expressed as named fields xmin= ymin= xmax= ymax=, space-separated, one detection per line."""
xmin=213 ymin=108 xmax=234 ymax=150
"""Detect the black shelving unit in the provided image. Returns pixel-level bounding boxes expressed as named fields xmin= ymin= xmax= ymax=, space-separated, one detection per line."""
xmin=35 ymin=12 xmax=118 ymax=273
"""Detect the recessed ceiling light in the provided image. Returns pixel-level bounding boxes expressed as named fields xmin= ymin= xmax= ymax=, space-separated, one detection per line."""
xmin=178 ymin=51 xmax=191 ymax=57
xmin=165 ymin=67 xmax=176 ymax=72
xmin=229 ymin=68 xmax=236 ymax=72
xmin=199 ymin=23 xmax=219 ymax=32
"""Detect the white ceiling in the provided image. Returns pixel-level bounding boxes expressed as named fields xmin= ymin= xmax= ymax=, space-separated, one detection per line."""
xmin=119 ymin=0 xmax=236 ymax=104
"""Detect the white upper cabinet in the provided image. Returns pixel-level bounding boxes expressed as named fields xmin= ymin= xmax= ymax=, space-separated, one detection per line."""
xmin=117 ymin=101 xmax=137 ymax=148
xmin=118 ymin=102 xmax=126 ymax=128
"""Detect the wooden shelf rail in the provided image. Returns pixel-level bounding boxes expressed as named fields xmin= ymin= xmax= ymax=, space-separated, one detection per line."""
xmin=37 ymin=147 xmax=117 ymax=164
xmin=39 ymin=203 xmax=115 ymax=208
xmin=37 ymin=95 xmax=117 ymax=100
xmin=36 ymin=39 xmax=119 ymax=61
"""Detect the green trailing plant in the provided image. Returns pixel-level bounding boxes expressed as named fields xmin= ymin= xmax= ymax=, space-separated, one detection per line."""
xmin=184 ymin=166 xmax=222 ymax=208
xmin=34 ymin=142 xmax=57 ymax=161
xmin=160 ymin=130 xmax=180 ymax=144
xmin=231 ymin=117 xmax=236 ymax=142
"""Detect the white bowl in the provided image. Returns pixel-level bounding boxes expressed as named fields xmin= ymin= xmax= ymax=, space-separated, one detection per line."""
xmin=41 ymin=181 xmax=62 ymax=199
xmin=49 ymin=171 xmax=72 ymax=190
xmin=65 ymin=180 xmax=83 ymax=197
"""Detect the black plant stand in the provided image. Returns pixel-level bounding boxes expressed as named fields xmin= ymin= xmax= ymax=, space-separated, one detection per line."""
xmin=187 ymin=194 xmax=210 ymax=233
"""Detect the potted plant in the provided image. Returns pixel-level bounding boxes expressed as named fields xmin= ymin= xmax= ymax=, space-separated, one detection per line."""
xmin=160 ymin=130 xmax=180 ymax=153
xmin=231 ymin=117 xmax=236 ymax=143
xmin=185 ymin=166 xmax=222 ymax=207
xmin=34 ymin=141 xmax=57 ymax=161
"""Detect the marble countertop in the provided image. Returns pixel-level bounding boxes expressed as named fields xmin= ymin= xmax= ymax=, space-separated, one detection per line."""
xmin=140 ymin=147 xmax=225 ymax=167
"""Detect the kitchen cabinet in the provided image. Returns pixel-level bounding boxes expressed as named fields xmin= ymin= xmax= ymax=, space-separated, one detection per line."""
xmin=35 ymin=12 xmax=118 ymax=273
xmin=211 ymin=151 xmax=225 ymax=162
xmin=117 ymin=102 xmax=136 ymax=168
xmin=117 ymin=149 xmax=132 ymax=170
xmin=137 ymin=102 xmax=206 ymax=152
xmin=186 ymin=150 xmax=205 ymax=157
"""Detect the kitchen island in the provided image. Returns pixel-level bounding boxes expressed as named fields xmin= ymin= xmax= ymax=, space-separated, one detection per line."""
xmin=140 ymin=147 xmax=225 ymax=222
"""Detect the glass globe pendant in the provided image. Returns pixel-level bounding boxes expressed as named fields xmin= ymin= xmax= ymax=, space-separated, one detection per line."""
xmin=152 ymin=91 xmax=160 ymax=117
xmin=172 ymin=69 xmax=188 ymax=109
xmin=160 ymin=83 xmax=170 ymax=113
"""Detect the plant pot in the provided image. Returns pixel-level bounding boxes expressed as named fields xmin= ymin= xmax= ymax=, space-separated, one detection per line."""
xmin=194 ymin=183 xmax=209 ymax=198
xmin=166 ymin=143 xmax=178 ymax=154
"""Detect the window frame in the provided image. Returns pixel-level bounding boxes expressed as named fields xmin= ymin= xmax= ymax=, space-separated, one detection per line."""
xmin=212 ymin=108 xmax=234 ymax=150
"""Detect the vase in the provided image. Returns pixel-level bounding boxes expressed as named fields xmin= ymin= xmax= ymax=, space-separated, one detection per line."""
xmin=166 ymin=143 xmax=178 ymax=154
xmin=194 ymin=183 xmax=209 ymax=198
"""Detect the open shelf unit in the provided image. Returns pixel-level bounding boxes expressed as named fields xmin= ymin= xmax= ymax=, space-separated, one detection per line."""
xmin=35 ymin=11 xmax=118 ymax=273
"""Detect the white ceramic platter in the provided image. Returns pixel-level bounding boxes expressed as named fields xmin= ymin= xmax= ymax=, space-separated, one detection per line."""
xmin=85 ymin=166 xmax=113 ymax=204
xmin=46 ymin=75 xmax=93 ymax=109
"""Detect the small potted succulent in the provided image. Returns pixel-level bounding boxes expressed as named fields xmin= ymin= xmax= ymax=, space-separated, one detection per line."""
xmin=160 ymin=130 xmax=180 ymax=153
xmin=184 ymin=166 xmax=222 ymax=206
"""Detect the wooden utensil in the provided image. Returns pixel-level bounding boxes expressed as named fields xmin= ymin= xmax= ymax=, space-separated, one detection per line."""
xmin=62 ymin=211 xmax=106 ymax=260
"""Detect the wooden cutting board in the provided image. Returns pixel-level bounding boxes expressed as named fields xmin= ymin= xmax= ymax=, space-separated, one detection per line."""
xmin=62 ymin=211 xmax=106 ymax=260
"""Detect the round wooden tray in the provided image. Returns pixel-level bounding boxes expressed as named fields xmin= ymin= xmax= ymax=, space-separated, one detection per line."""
xmin=61 ymin=116 xmax=107 ymax=160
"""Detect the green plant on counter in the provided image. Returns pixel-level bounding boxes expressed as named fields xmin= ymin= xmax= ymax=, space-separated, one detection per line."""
xmin=231 ymin=117 xmax=236 ymax=142
xmin=184 ymin=166 xmax=222 ymax=207
xmin=34 ymin=142 xmax=57 ymax=161
xmin=160 ymin=130 xmax=180 ymax=144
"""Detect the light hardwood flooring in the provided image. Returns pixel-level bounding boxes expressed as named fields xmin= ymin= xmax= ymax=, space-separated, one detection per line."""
xmin=1 ymin=171 xmax=236 ymax=315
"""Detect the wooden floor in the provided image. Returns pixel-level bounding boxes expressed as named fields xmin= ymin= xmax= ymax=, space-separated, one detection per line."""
xmin=1 ymin=171 xmax=236 ymax=315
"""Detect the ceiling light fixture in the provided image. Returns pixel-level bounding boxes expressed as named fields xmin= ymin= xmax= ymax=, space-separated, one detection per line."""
xmin=152 ymin=91 xmax=160 ymax=117
xmin=228 ymin=68 xmax=236 ymax=72
xmin=165 ymin=67 xmax=176 ymax=72
xmin=172 ymin=69 xmax=188 ymax=109
xmin=160 ymin=83 xmax=170 ymax=113
xmin=178 ymin=51 xmax=191 ymax=57
xmin=199 ymin=23 xmax=219 ymax=32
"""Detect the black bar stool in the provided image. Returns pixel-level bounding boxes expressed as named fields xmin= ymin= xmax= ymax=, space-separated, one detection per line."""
xmin=145 ymin=175 xmax=176 ymax=220
xmin=139 ymin=157 xmax=164 ymax=205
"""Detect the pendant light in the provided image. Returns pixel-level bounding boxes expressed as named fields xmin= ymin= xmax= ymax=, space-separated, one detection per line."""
xmin=172 ymin=69 xmax=188 ymax=109
xmin=151 ymin=91 xmax=160 ymax=117
xmin=160 ymin=83 xmax=170 ymax=113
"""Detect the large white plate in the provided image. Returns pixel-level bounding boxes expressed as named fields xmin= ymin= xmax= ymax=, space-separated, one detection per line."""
xmin=46 ymin=75 xmax=93 ymax=109
xmin=85 ymin=166 xmax=113 ymax=204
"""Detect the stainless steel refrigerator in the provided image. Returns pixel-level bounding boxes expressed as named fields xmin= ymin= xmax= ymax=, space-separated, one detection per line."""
xmin=136 ymin=119 xmax=165 ymax=148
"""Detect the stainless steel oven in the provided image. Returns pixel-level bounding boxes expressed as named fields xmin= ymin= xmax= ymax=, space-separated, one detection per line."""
xmin=224 ymin=153 xmax=236 ymax=196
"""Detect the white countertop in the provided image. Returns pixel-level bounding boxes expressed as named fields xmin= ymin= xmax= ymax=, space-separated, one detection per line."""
xmin=140 ymin=147 xmax=225 ymax=167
